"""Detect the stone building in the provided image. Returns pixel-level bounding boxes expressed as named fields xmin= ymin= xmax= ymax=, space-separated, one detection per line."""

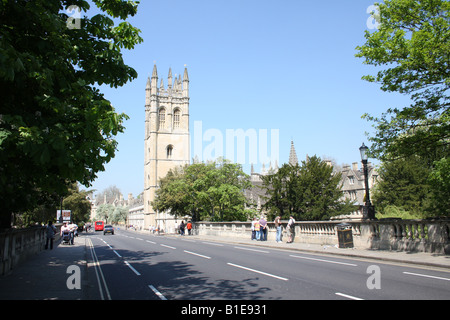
xmin=143 ymin=65 xmax=190 ymax=232
xmin=244 ymin=140 xmax=379 ymax=220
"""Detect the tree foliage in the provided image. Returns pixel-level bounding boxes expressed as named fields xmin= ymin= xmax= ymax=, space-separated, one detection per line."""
xmin=0 ymin=0 xmax=142 ymax=227
xmin=261 ymin=156 xmax=355 ymax=221
xmin=356 ymin=0 xmax=449 ymax=217
xmin=152 ymin=159 xmax=252 ymax=222
xmin=355 ymin=0 xmax=449 ymax=162
xmin=371 ymin=156 xmax=431 ymax=216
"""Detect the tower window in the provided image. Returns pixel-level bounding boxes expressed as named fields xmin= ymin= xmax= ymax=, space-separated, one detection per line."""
xmin=167 ymin=145 xmax=173 ymax=158
xmin=173 ymin=109 xmax=180 ymax=128
xmin=158 ymin=108 xmax=166 ymax=129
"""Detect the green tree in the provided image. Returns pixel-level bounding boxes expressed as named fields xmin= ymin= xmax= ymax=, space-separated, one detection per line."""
xmin=372 ymin=157 xmax=431 ymax=217
xmin=109 ymin=206 xmax=128 ymax=224
xmin=295 ymin=156 xmax=354 ymax=221
xmin=0 ymin=0 xmax=142 ymax=228
xmin=426 ymin=157 xmax=450 ymax=216
xmin=15 ymin=182 xmax=91 ymax=227
xmin=62 ymin=182 xmax=91 ymax=224
xmin=95 ymin=203 xmax=114 ymax=223
xmin=261 ymin=156 xmax=354 ymax=221
xmin=355 ymin=0 xmax=449 ymax=162
xmin=152 ymin=159 xmax=252 ymax=222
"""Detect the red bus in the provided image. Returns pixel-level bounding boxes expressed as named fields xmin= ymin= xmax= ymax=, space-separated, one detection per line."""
xmin=95 ymin=221 xmax=105 ymax=231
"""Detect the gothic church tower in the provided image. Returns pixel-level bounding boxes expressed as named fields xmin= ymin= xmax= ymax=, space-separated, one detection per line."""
xmin=144 ymin=65 xmax=190 ymax=229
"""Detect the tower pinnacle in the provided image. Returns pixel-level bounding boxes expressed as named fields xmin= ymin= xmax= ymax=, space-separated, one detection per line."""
xmin=289 ymin=140 xmax=298 ymax=166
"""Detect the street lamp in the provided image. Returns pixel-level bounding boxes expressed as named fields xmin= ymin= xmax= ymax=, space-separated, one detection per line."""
xmin=359 ymin=143 xmax=375 ymax=220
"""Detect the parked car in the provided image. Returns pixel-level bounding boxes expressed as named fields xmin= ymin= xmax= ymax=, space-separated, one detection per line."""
xmin=103 ymin=225 xmax=114 ymax=235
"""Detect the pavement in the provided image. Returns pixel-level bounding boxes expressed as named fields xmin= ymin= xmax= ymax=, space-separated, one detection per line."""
xmin=0 ymin=230 xmax=448 ymax=300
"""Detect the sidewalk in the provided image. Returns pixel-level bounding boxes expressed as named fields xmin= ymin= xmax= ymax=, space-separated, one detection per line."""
xmin=0 ymin=235 xmax=88 ymax=300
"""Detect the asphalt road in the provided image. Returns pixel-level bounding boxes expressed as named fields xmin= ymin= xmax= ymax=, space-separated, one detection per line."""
xmin=84 ymin=228 xmax=450 ymax=301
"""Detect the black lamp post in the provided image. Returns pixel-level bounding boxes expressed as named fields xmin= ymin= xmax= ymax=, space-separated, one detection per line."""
xmin=359 ymin=143 xmax=375 ymax=220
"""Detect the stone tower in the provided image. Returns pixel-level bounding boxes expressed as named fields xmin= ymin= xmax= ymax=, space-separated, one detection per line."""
xmin=144 ymin=65 xmax=190 ymax=230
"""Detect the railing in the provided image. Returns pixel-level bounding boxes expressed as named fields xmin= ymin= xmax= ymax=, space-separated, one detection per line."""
xmin=195 ymin=219 xmax=450 ymax=254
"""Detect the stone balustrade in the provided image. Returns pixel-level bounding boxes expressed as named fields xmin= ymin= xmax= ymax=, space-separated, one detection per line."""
xmin=195 ymin=219 xmax=450 ymax=254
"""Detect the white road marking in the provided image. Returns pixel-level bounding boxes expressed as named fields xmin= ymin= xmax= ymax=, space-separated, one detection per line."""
xmin=234 ymin=246 xmax=270 ymax=254
xmin=160 ymin=244 xmax=176 ymax=250
xmin=403 ymin=272 xmax=450 ymax=282
xmin=184 ymin=250 xmax=211 ymax=259
xmin=202 ymin=241 xmax=224 ymax=247
xmin=87 ymin=238 xmax=112 ymax=300
xmin=289 ymin=254 xmax=358 ymax=267
xmin=148 ymin=285 xmax=167 ymax=300
xmin=335 ymin=292 xmax=364 ymax=300
xmin=124 ymin=261 xmax=141 ymax=276
xmin=227 ymin=263 xmax=288 ymax=281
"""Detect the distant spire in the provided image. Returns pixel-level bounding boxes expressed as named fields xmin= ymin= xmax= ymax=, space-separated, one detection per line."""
xmin=168 ymin=68 xmax=172 ymax=88
xmin=289 ymin=140 xmax=298 ymax=166
xmin=183 ymin=67 xmax=189 ymax=81
xmin=152 ymin=64 xmax=158 ymax=78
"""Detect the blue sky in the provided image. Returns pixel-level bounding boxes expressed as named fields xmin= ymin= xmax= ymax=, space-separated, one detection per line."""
xmin=86 ymin=0 xmax=412 ymax=198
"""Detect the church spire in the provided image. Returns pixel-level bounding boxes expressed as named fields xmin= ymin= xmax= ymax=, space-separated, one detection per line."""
xmin=168 ymin=68 xmax=173 ymax=88
xmin=289 ymin=140 xmax=298 ymax=166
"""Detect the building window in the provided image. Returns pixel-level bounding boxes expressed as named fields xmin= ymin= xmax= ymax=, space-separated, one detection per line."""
xmin=173 ymin=108 xmax=180 ymax=128
xmin=167 ymin=145 xmax=173 ymax=158
xmin=158 ymin=108 xmax=166 ymax=129
xmin=348 ymin=176 xmax=354 ymax=184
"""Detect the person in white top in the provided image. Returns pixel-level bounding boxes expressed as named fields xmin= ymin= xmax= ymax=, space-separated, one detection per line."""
xmin=287 ymin=215 xmax=295 ymax=243
xmin=61 ymin=222 xmax=74 ymax=244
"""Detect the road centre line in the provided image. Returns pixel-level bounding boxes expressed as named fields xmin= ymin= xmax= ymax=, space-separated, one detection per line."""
xmin=124 ymin=261 xmax=141 ymax=276
xmin=403 ymin=272 xmax=450 ymax=282
xmin=335 ymin=292 xmax=364 ymax=300
xmin=234 ymin=246 xmax=270 ymax=254
xmin=227 ymin=263 xmax=288 ymax=281
xmin=160 ymin=244 xmax=177 ymax=250
xmin=146 ymin=240 xmax=156 ymax=244
xmin=202 ymin=241 xmax=224 ymax=246
xmin=148 ymin=285 xmax=168 ymax=300
xmin=289 ymin=254 xmax=358 ymax=267
xmin=184 ymin=250 xmax=211 ymax=259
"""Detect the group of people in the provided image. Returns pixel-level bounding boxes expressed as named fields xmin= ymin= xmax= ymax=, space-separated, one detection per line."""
xmin=177 ymin=221 xmax=193 ymax=235
xmin=252 ymin=215 xmax=296 ymax=243
xmin=44 ymin=221 xmax=78 ymax=249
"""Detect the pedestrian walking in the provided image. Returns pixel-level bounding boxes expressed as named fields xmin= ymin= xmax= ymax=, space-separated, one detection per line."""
xmin=251 ymin=217 xmax=257 ymax=240
xmin=187 ymin=221 xmax=192 ymax=235
xmin=255 ymin=219 xmax=261 ymax=240
xmin=259 ymin=216 xmax=267 ymax=241
xmin=179 ymin=221 xmax=185 ymax=236
xmin=274 ymin=215 xmax=282 ymax=243
xmin=45 ymin=221 xmax=56 ymax=250
xmin=287 ymin=215 xmax=295 ymax=243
